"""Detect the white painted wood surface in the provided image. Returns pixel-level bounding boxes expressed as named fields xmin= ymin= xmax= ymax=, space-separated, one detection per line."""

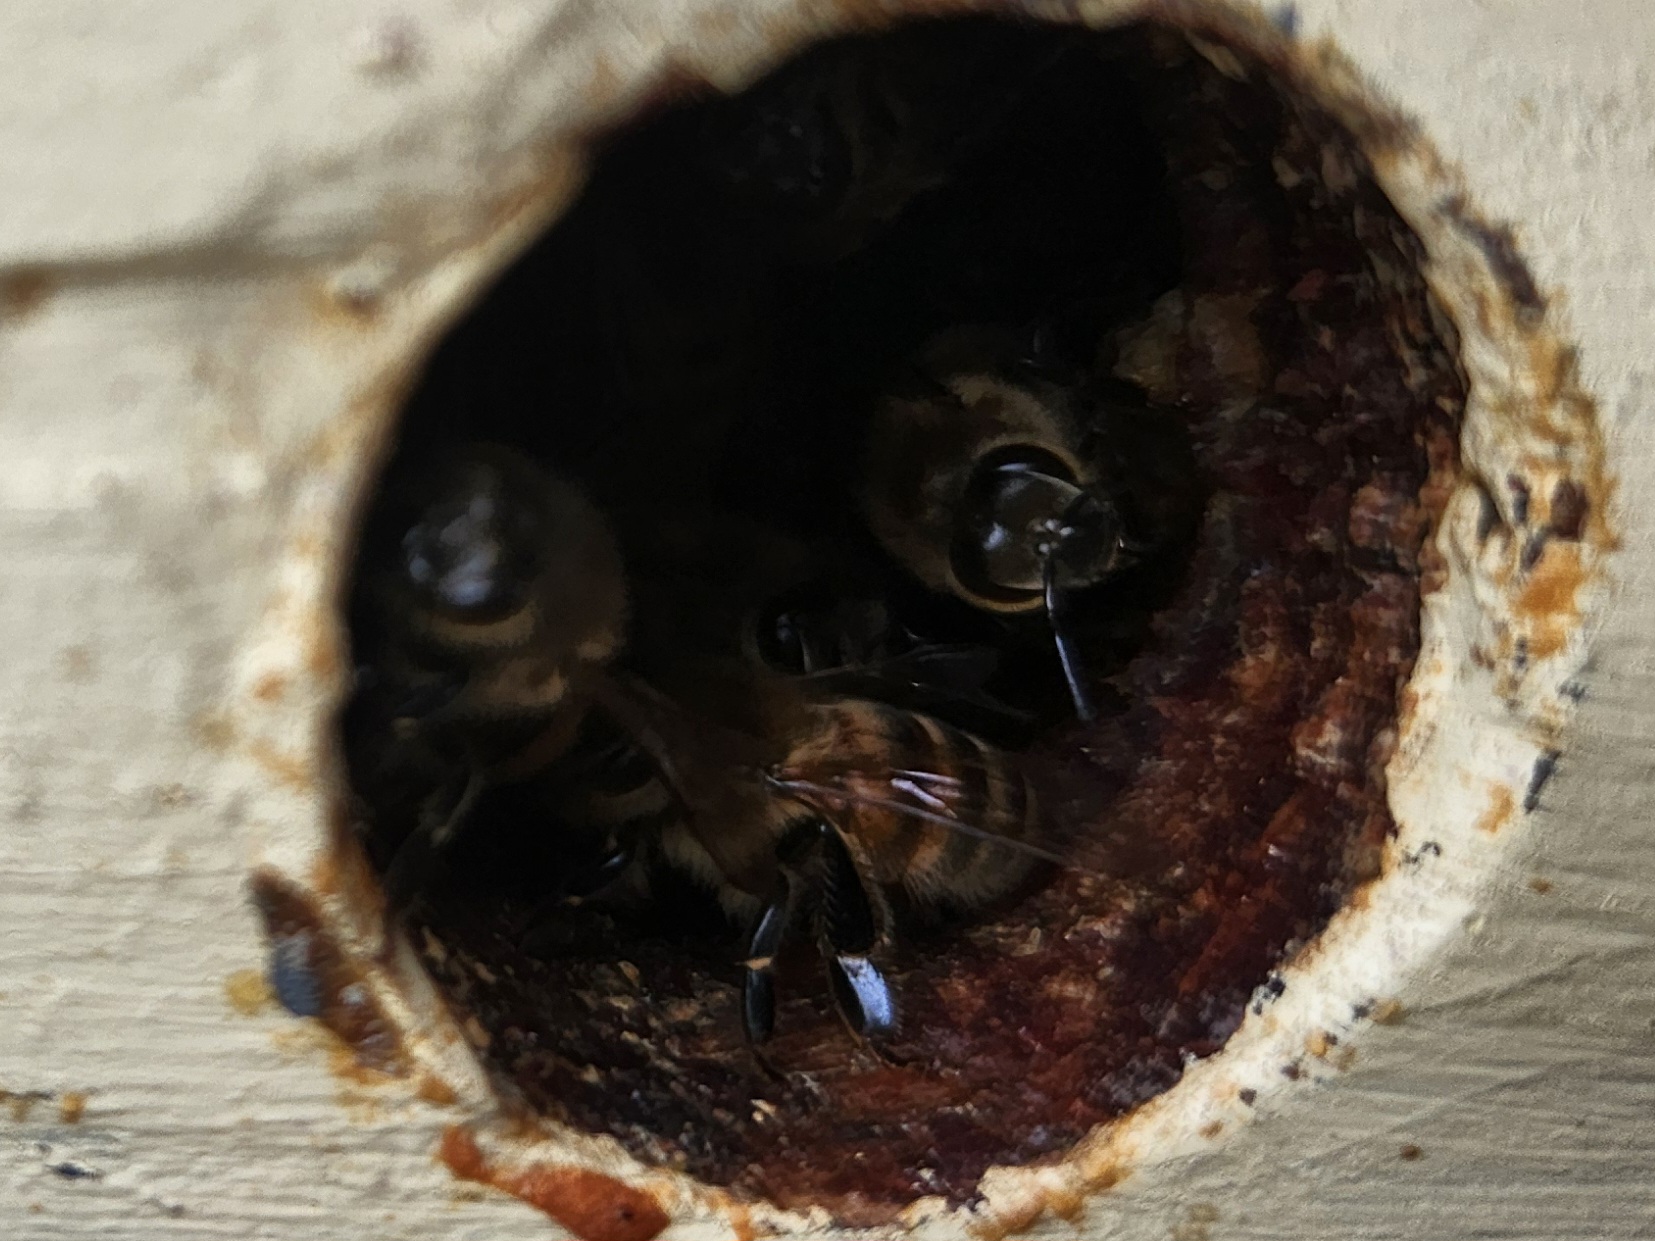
xmin=2 ymin=0 xmax=1652 ymax=1237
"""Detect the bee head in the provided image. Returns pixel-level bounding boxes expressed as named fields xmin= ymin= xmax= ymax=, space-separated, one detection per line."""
xmin=399 ymin=455 xmax=543 ymax=622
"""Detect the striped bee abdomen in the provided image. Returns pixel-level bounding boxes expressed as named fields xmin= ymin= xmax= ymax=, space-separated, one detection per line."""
xmin=778 ymin=700 xmax=1042 ymax=908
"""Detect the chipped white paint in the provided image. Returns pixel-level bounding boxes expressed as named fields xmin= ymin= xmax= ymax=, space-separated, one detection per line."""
xmin=1 ymin=1 xmax=1650 ymax=1239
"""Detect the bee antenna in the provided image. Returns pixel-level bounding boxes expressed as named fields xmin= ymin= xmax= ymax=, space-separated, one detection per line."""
xmin=764 ymin=774 xmax=1107 ymax=878
xmin=1044 ymin=548 xmax=1098 ymax=724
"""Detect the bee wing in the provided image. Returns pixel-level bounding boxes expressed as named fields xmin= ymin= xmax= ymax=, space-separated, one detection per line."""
xmin=797 ymin=643 xmax=1036 ymax=724
xmin=798 ymin=641 xmax=994 ymax=690
xmin=874 ymin=642 xmax=1001 ymax=687
xmin=771 ymin=770 xmax=1085 ymax=873
xmin=765 ymin=715 xmax=1113 ymax=877
xmin=794 ymin=754 xmax=1177 ymax=885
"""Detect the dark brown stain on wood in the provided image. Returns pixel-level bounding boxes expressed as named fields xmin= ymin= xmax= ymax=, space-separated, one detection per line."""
xmin=439 ymin=1125 xmax=668 ymax=1241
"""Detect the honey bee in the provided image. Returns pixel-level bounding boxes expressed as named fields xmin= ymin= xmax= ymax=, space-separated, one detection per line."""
xmin=349 ymin=466 xmax=1063 ymax=1050
xmin=347 ymin=442 xmax=637 ymax=912
xmin=605 ymin=659 xmax=1062 ymax=1050
xmin=860 ymin=327 xmax=1146 ymax=722
xmin=745 ymin=694 xmax=1060 ymax=1046
xmin=512 ymin=518 xmax=1016 ymax=919
xmin=484 ymin=513 xmax=1057 ymax=1051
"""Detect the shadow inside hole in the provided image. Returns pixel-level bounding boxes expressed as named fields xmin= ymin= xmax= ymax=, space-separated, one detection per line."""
xmin=339 ymin=16 xmax=1462 ymax=1223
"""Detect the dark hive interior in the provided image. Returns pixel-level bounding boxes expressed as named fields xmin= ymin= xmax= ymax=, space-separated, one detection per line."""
xmin=339 ymin=16 xmax=1463 ymax=1223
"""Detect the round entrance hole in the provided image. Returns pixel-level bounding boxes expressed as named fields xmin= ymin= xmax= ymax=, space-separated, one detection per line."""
xmin=269 ymin=7 xmax=1597 ymax=1230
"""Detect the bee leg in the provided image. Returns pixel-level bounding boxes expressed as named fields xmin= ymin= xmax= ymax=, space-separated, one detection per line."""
xmin=827 ymin=956 xmax=898 ymax=1045
xmin=741 ymin=873 xmax=795 ymax=1049
xmin=814 ymin=823 xmax=898 ymax=1044
xmin=560 ymin=840 xmax=638 ymax=904
xmin=517 ymin=838 xmax=640 ymax=954
xmin=381 ymin=763 xmax=484 ymax=928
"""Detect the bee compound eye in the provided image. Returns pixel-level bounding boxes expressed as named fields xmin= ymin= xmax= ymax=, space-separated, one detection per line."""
xmin=399 ymin=465 xmax=544 ymax=619
xmin=402 ymin=517 xmax=511 ymax=614
xmin=951 ymin=457 xmax=1090 ymax=602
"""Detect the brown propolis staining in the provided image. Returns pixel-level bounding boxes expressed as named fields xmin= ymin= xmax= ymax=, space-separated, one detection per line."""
xmin=250 ymin=671 xmax=290 ymax=704
xmin=0 ymin=267 xmax=53 ymax=321
xmin=224 ymin=968 xmax=274 ymax=1016
xmin=11 ymin=1094 xmax=47 ymax=1122
xmin=439 ymin=1124 xmax=488 ymax=1180
xmin=1548 ymin=478 xmax=1590 ymax=542
xmin=1367 ymin=998 xmax=1407 ymax=1025
xmin=57 ymin=1092 xmax=88 ymax=1125
xmin=1172 ymin=1202 xmax=1221 ymax=1241
xmin=1088 ymin=1164 xmax=1126 ymax=1193
xmin=1045 ymin=1183 xmax=1088 ymax=1222
xmin=250 ymin=873 xmax=406 ymax=1076
xmin=438 ymin=1126 xmax=668 ymax=1241
xmin=971 ymin=1194 xmax=1053 ymax=1241
xmin=1476 ymin=785 xmax=1516 ymax=835
xmin=416 ymin=1074 xmax=459 ymax=1106
xmin=327 ymin=283 xmax=383 ymax=324
xmin=1513 ymin=540 xmax=1587 ymax=660
xmin=1479 ymin=468 xmax=1598 ymax=688
xmin=245 ymin=739 xmax=314 ymax=793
